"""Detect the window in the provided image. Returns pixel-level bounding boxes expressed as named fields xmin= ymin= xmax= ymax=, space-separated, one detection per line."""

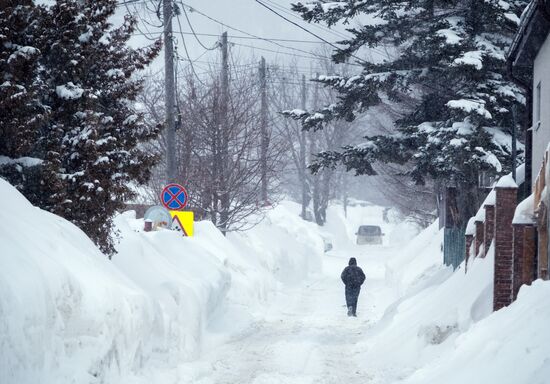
xmin=358 ymin=225 xmax=382 ymax=236
xmin=536 ymin=81 xmax=542 ymax=130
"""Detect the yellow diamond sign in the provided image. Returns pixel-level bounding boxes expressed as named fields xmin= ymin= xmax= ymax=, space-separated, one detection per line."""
xmin=170 ymin=211 xmax=194 ymax=237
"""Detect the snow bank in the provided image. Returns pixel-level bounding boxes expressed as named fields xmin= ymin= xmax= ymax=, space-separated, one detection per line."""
xmin=0 ymin=179 xmax=323 ymax=383
xmin=385 ymin=221 xmax=448 ymax=297
xmin=362 ymin=244 xmax=492 ymax=378
xmin=360 ymin=218 xmax=550 ymax=384
xmin=402 ymin=279 xmax=550 ymax=384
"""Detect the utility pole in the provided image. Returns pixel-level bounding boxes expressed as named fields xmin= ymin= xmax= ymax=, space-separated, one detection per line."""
xmin=219 ymin=32 xmax=230 ymax=233
xmin=259 ymin=57 xmax=268 ymax=204
xmin=310 ymin=73 xmax=321 ymax=225
xmin=163 ymin=0 xmax=176 ymax=183
xmin=300 ymin=74 xmax=308 ymax=220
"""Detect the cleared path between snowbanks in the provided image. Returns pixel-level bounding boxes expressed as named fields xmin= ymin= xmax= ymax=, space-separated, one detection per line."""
xmin=176 ymin=246 xmax=397 ymax=384
xmin=175 ymin=221 xmax=550 ymax=384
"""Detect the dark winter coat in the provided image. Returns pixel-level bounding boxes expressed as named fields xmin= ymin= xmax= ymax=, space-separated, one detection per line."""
xmin=341 ymin=258 xmax=365 ymax=288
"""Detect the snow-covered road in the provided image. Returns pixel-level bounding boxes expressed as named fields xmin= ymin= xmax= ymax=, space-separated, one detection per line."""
xmin=177 ymin=245 xmax=397 ymax=384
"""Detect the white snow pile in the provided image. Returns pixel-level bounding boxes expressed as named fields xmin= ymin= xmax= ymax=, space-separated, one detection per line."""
xmin=513 ymin=193 xmax=535 ymax=225
xmin=0 ymin=179 xmax=322 ymax=384
xmin=55 ymin=82 xmax=84 ymax=100
xmin=447 ymin=98 xmax=491 ymax=119
xmin=357 ymin=220 xmax=550 ymax=384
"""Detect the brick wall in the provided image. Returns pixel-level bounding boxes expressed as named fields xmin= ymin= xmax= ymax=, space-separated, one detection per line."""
xmin=493 ymin=186 xmax=518 ymax=311
xmin=512 ymin=224 xmax=537 ymax=300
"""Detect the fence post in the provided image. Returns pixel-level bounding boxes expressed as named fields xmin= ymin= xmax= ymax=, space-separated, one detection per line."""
xmin=493 ymin=176 xmax=518 ymax=311
xmin=512 ymin=224 xmax=536 ymax=300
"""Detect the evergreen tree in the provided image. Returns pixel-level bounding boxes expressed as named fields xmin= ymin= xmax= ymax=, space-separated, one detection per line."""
xmin=0 ymin=1 xmax=49 ymax=193
xmin=34 ymin=0 xmax=161 ymax=254
xmin=287 ymin=0 xmax=528 ymax=225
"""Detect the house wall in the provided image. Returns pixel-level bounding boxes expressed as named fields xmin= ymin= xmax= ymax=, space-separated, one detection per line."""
xmin=532 ymin=36 xmax=550 ymax=185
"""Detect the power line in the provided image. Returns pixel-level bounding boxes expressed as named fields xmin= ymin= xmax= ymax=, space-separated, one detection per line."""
xmin=174 ymin=11 xmax=208 ymax=86
xmin=117 ymin=0 xmax=148 ymax=6
xmin=231 ymin=42 xmax=337 ymax=62
xmin=122 ymin=0 xmax=159 ymax=41
xmin=254 ymin=0 xmax=367 ymax=65
xmin=261 ymin=0 xmax=350 ymax=40
xmin=177 ymin=1 xmax=340 ymax=64
xmin=181 ymin=4 xmax=219 ymax=51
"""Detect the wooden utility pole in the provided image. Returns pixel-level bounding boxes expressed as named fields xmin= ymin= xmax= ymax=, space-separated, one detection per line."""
xmin=259 ymin=57 xmax=268 ymax=203
xmin=300 ymin=74 xmax=308 ymax=220
xmin=163 ymin=0 xmax=176 ymax=183
xmin=219 ymin=32 xmax=230 ymax=233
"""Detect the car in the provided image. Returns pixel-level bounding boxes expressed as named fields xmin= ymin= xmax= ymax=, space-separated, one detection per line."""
xmin=356 ymin=225 xmax=384 ymax=245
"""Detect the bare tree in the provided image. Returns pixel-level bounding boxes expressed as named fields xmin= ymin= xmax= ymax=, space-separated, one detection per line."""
xmin=139 ymin=60 xmax=281 ymax=232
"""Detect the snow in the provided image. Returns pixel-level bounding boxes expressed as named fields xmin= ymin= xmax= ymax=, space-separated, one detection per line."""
xmin=0 ymin=179 xmax=321 ymax=383
xmin=473 ymin=190 xmax=496 ymax=222
xmin=484 ymin=151 xmax=503 ymax=173
xmin=484 ymin=189 xmax=496 ymax=206
xmin=56 ymin=82 xmax=84 ymax=100
xmin=454 ymin=50 xmax=484 ymax=70
xmin=504 ymin=12 xmax=521 ymax=25
xmin=452 ymin=119 xmax=474 ymax=135
xmin=496 ymin=173 xmax=518 ymax=188
xmin=3 ymin=178 xmax=550 ymax=383
xmin=516 ymin=163 xmax=526 ymax=185
xmin=465 ymin=217 xmax=476 ymax=236
xmin=106 ymin=69 xmax=124 ymax=78
xmin=436 ymin=29 xmax=462 ymax=45
xmin=447 ymin=99 xmax=492 ymax=119
xmin=513 ymin=193 xmax=535 ymax=225
xmin=402 ymin=278 xmax=550 ymax=384
xmin=7 ymin=46 xmax=39 ymax=64
xmin=449 ymin=138 xmax=466 ymax=147
xmin=0 ymin=156 xmax=43 ymax=168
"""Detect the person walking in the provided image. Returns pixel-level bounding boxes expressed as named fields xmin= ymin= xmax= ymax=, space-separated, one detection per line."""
xmin=341 ymin=257 xmax=366 ymax=317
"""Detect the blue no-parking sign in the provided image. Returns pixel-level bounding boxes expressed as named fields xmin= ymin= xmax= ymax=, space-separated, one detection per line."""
xmin=160 ymin=183 xmax=188 ymax=211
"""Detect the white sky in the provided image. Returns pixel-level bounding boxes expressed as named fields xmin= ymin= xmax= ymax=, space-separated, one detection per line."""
xmin=119 ymin=0 xmax=361 ymax=78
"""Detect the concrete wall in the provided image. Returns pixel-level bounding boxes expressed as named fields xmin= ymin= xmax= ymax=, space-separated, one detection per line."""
xmin=532 ymin=36 xmax=550 ymax=184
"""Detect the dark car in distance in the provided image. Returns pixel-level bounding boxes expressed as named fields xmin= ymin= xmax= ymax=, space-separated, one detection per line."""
xmin=356 ymin=225 xmax=384 ymax=245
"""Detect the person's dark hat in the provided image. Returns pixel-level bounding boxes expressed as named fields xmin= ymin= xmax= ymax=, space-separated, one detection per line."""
xmin=349 ymin=257 xmax=357 ymax=266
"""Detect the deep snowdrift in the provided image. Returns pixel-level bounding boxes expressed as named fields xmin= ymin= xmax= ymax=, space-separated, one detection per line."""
xmin=0 ymin=179 xmax=323 ymax=383
xmin=359 ymin=221 xmax=550 ymax=384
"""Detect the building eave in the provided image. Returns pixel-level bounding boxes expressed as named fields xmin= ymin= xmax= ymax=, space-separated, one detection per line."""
xmin=508 ymin=0 xmax=550 ymax=69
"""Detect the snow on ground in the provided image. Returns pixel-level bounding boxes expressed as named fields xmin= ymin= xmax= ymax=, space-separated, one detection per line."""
xmin=2 ymin=177 xmax=550 ymax=384
xmin=0 ymin=179 xmax=322 ymax=383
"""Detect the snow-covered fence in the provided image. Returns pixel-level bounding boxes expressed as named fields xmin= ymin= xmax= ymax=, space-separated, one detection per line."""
xmin=463 ymin=172 xmax=540 ymax=311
